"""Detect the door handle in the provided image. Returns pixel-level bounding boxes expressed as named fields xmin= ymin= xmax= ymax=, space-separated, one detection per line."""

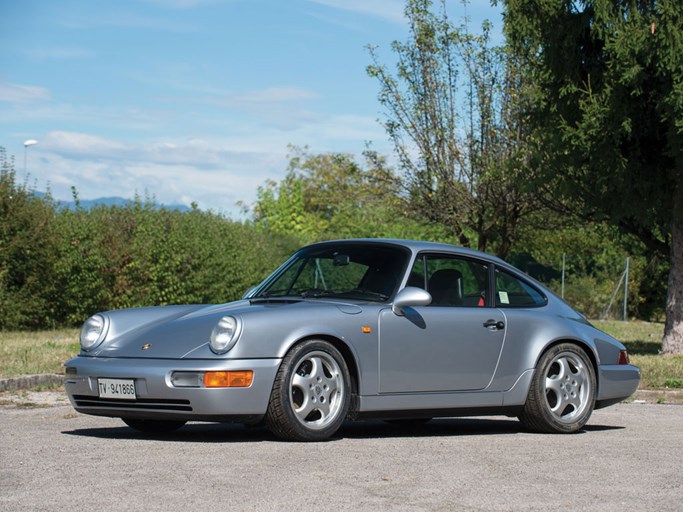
xmin=483 ymin=319 xmax=505 ymax=330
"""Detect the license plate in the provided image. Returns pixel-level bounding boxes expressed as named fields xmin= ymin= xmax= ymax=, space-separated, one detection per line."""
xmin=98 ymin=378 xmax=136 ymax=400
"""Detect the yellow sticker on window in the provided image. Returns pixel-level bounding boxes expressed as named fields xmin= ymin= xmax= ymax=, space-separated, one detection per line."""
xmin=499 ymin=291 xmax=509 ymax=304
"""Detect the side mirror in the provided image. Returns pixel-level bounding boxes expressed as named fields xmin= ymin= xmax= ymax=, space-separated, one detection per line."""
xmin=392 ymin=287 xmax=432 ymax=316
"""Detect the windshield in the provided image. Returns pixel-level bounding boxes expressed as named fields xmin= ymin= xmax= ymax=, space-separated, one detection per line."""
xmin=253 ymin=243 xmax=410 ymax=302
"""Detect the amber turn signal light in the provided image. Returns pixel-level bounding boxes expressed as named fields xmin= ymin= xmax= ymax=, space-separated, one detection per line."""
xmin=204 ymin=370 xmax=253 ymax=388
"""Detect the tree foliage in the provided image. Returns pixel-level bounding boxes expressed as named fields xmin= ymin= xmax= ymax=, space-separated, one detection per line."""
xmin=0 ymin=149 xmax=61 ymax=328
xmin=367 ymin=0 xmax=540 ymax=258
xmin=0 ymin=155 xmax=289 ymax=330
xmin=502 ymin=0 xmax=683 ymax=354
xmin=247 ymin=146 xmax=450 ymax=244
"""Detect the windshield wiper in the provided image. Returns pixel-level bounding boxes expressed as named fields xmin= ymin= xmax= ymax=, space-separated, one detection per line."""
xmin=349 ymin=288 xmax=389 ymax=301
xmin=300 ymin=288 xmax=336 ymax=298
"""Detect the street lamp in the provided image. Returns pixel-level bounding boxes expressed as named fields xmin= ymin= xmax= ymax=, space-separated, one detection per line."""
xmin=23 ymin=139 xmax=38 ymax=174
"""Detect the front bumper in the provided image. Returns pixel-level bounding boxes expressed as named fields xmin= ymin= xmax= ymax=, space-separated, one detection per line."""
xmin=64 ymin=356 xmax=281 ymax=423
xmin=595 ymin=364 xmax=641 ymax=409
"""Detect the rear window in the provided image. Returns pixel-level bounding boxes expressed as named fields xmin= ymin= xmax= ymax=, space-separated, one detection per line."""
xmin=494 ymin=268 xmax=546 ymax=307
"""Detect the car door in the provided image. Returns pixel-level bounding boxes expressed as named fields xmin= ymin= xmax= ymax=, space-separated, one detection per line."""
xmin=378 ymin=254 xmax=506 ymax=393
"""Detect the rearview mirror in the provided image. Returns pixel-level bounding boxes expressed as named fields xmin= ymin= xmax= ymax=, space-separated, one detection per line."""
xmin=392 ymin=287 xmax=432 ymax=316
xmin=333 ymin=254 xmax=350 ymax=266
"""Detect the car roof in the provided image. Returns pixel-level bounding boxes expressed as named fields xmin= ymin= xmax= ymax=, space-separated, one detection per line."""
xmin=305 ymin=238 xmax=509 ymax=266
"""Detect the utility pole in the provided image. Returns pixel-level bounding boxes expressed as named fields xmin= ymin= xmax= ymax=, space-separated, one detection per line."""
xmin=623 ymin=257 xmax=630 ymax=321
xmin=23 ymin=139 xmax=38 ymax=174
xmin=561 ymin=254 xmax=565 ymax=299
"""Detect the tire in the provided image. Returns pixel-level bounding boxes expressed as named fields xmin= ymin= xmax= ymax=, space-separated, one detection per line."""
xmin=266 ymin=340 xmax=351 ymax=441
xmin=123 ymin=418 xmax=186 ymax=434
xmin=519 ymin=343 xmax=596 ymax=433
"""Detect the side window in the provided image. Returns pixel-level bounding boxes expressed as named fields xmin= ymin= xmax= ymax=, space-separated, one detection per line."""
xmin=495 ymin=268 xmax=546 ymax=307
xmin=412 ymin=255 xmax=489 ymax=307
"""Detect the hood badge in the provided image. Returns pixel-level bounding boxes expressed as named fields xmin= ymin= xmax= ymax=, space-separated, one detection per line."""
xmin=141 ymin=343 xmax=153 ymax=350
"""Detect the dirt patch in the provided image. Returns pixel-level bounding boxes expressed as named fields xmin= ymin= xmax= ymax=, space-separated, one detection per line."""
xmin=0 ymin=389 xmax=70 ymax=408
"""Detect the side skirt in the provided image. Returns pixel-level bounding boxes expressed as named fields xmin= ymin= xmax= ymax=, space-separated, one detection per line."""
xmin=354 ymin=406 xmax=523 ymax=421
xmin=357 ymin=369 xmax=534 ymax=415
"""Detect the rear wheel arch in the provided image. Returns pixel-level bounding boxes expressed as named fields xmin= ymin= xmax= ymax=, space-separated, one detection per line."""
xmin=534 ymin=338 xmax=599 ymax=395
xmin=521 ymin=340 xmax=598 ymax=433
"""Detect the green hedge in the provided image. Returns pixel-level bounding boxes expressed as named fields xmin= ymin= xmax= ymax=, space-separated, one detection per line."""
xmin=0 ymin=164 xmax=290 ymax=330
xmin=0 ymin=151 xmax=667 ymax=329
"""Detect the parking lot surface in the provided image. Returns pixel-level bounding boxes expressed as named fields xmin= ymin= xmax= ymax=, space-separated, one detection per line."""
xmin=1 ymin=395 xmax=681 ymax=511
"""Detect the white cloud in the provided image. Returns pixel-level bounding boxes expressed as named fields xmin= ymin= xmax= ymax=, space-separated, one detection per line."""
xmin=32 ymin=131 xmax=284 ymax=216
xmin=46 ymin=131 xmax=127 ymax=156
xmin=304 ymin=0 xmax=405 ymax=24
xmin=0 ymin=82 xmax=51 ymax=103
xmin=21 ymin=113 xmax=389 ymax=216
xmin=139 ymin=0 xmax=234 ymax=9
xmin=174 ymin=86 xmax=324 ymax=130
xmin=25 ymin=47 xmax=96 ymax=60
xmin=61 ymin=13 xmax=196 ymax=32
xmin=234 ymin=87 xmax=321 ymax=104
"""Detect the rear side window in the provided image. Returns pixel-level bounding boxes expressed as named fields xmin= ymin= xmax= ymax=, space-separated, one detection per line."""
xmin=495 ymin=268 xmax=546 ymax=307
xmin=411 ymin=254 xmax=489 ymax=307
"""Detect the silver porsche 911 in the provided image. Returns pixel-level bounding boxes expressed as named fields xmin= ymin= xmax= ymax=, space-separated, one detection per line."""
xmin=64 ymin=239 xmax=640 ymax=441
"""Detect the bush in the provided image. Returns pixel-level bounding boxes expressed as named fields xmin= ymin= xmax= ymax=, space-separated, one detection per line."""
xmin=0 ymin=152 xmax=61 ymax=329
xmin=0 ymin=160 xmax=292 ymax=329
xmin=52 ymin=199 xmax=290 ymax=325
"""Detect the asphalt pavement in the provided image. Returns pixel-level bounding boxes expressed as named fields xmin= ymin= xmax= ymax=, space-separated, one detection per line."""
xmin=0 ymin=394 xmax=681 ymax=511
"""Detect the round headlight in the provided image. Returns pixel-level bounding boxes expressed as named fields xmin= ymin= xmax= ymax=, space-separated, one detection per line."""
xmin=80 ymin=314 xmax=109 ymax=351
xmin=210 ymin=316 xmax=242 ymax=354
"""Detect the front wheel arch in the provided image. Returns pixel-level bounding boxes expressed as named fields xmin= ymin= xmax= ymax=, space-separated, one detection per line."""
xmin=266 ymin=338 xmax=354 ymax=441
xmin=282 ymin=335 xmax=360 ymax=410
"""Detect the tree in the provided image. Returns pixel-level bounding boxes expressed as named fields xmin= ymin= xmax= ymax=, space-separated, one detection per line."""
xmin=0 ymin=148 xmax=61 ymax=329
xmin=502 ymin=0 xmax=683 ymax=354
xmin=367 ymin=0 xmax=540 ymax=258
xmin=246 ymin=146 xmax=448 ymax=243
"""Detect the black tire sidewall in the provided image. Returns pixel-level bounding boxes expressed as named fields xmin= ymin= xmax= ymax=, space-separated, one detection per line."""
xmin=525 ymin=343 xmax=597 ymax=433
xmin=267 ymin=340 xmax=351 ymax=441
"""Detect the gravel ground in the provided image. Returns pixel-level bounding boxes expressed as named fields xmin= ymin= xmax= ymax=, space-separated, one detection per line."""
xmin=1 ymin=391 xmax=681 ymax=511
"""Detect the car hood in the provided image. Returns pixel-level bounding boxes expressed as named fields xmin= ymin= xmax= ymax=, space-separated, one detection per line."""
xmin=86 ymin=299 xmax=365 ymax=359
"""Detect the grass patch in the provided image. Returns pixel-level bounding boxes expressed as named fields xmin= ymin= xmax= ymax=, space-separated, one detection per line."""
xmin=630 ymin=354 xmax=683 ymax=389
xmin=592 ymin=320 xmax=683 ymax=389
xmin=0 ymin=329 xmax=79 ymax=378
xmin=592 ymin=320 xmax=663 ymax=355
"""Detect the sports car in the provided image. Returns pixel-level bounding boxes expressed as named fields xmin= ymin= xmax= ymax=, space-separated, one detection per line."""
xmin=64 ymin=239 xmax=640 ymax=441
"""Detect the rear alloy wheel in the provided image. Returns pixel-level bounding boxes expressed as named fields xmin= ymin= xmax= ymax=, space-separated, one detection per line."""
xmin=519 ymin=343 xmax=596 ymax=433
xmin=266 ymin=340 xmax=351 ymax=441
xmin=123 ymin=418 xmax=186 ymax=434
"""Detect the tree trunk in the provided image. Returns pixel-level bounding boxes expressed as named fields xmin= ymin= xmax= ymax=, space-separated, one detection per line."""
xmin=662 ymin=185 xmax=683 ymax=355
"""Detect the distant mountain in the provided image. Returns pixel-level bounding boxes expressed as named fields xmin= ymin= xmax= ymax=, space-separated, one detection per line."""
xmin=34 ymin=192 xmax=191 ymax=212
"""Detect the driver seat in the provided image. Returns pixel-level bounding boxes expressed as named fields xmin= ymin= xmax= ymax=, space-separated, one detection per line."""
xmin=428 ymin=269 xmax=463 ymax=306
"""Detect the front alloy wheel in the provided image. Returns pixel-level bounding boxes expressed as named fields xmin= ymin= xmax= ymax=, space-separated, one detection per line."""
xmin=519 ymin=343 xmax=596 ymax=433
xmin=266 ymin=340 xmax=351 ymax=441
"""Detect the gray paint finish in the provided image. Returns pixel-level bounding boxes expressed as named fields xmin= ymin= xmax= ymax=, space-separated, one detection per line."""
xmin=64 ymin=238 xmax=640 ymax=438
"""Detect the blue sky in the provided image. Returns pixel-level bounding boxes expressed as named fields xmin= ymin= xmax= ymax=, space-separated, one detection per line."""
xmin=1 ymin=0 xmax=502 ymax=217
